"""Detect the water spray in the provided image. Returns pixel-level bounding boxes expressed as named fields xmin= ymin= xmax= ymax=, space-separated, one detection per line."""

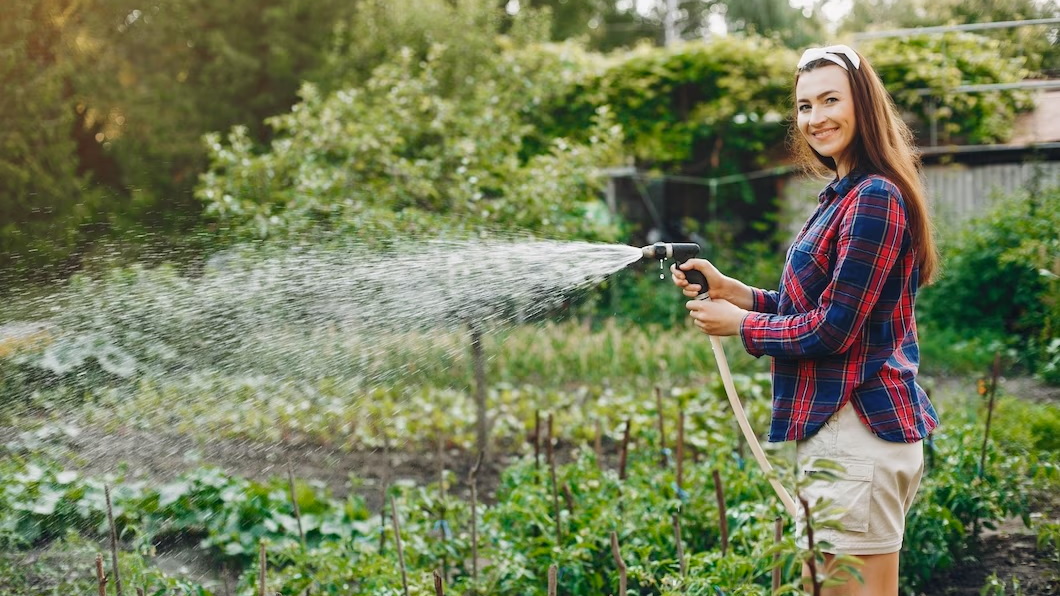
xmin=640 ymin=242 xmax=798 ymax=517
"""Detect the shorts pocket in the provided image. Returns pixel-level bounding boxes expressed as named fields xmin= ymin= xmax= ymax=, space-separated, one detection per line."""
xmin=801 ymin=458 xmax=874 ymax=534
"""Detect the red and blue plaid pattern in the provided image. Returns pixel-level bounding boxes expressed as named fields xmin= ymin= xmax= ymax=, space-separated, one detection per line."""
xmin=739 ymin=171 xmax=938 ymax=443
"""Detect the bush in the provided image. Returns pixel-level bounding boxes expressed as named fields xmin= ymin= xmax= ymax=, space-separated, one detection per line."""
xmin=918 ymin=184 xmax=1060 ymax=380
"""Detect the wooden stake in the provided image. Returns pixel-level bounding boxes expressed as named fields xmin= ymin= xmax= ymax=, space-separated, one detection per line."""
xmin=712 ymin=470 xmax=728 ymax=557
xmin=772 ymin=516 xmax=783 ymax=593
xmin=287 ymin=462 xmax=306 ymax=548
xmin=469 ymin=450 xmax=483 ymax=583
xmin=547 ymin=564 xmax=558 ymax=596
xmin=390 ymin=497 xmax=410 ymax=596
xmin=104 ymin=484 xmax=124 ymax=596
xmin=433 ymin=569 xmax=445 ymax=595
xmin=437 ymin=429 xmax=448 ymax=581
xmin=548 ymin=414 xmax=562 ymax=544
xmin=676 ymin=410 xmax=685 ymax=490
xmin=562 ymin=482 xmax=575 ymax=515
xmin=95 ymin=553 xmax=107 ymax=596
xmin=618 ymin=419 xmax=631 ymax=481
xmin=610 ymin=531 xmax=627 ymax=596
xmin=470 ymin=323 xmax=489 ymax=462
xmin=655 ymin=386 xmax=667 ymax=468
xmin=534 ymin=410 xmax=541 ymax=472
xmin=672 ymin=513 xmax=686 ymax=577
xmin=594 ymin=419 xmax=603 ymax=469
xmin=258 ymin=540 xmax=267 ymax=596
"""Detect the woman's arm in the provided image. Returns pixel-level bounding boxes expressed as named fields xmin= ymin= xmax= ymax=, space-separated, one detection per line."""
xmin=671 ymin=259 xmax=776 ymax=312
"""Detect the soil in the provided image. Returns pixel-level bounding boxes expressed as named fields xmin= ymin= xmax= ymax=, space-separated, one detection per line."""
xmin=921 ymin=515 xmax=1060 ymax=595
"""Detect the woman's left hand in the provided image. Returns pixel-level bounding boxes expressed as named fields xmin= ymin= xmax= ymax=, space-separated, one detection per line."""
xmin=685 ymin=298 xmax=748 ymax=336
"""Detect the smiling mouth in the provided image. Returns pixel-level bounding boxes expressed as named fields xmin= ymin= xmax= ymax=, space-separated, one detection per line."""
xmin=811 ymin=128 xmax=839 ymax=140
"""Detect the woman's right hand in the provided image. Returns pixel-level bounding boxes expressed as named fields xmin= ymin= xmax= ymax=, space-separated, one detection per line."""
xmin=671 ymin=259 xmax=754 ymax=309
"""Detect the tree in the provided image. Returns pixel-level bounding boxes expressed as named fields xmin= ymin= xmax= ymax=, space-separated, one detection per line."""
xmin=840 ymin=0 xmax=1060 ymax=74
xmin=0 ymin=0 xmax=101 ymax=277
xmin=197 ymin=41 xmax=626 ymax=243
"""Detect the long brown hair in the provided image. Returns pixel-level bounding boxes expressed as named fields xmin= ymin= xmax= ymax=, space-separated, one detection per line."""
xmin=791 ymin=51 xmax=938 ymax=286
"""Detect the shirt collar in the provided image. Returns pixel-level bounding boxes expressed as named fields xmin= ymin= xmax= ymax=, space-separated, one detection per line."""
xmin=818 ymin=168 xmax=869 ymax=204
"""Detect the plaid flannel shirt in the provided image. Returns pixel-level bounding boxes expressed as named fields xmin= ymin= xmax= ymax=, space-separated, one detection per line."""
xmin=739 ymin=170 xmax=938 ymax=443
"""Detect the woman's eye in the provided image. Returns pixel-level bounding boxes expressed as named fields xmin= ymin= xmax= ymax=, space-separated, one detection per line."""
xmin=798 ymin=104 xmax=811 ymax=112
xmin=825 ymin=97 xmax=838 ymax=103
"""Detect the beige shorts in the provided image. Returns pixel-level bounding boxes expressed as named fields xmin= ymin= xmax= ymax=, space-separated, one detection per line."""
xmin=795 ymin=402 xmax=925 ymax=555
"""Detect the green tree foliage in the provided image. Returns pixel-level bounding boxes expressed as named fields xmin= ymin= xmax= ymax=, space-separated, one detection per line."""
xmin=841 ymin=0 xmax=1060 ymax=74
xmin=320 ymin=0 xmax=552 ymax=94
xmin=0 ymin=0 xmax=359 ymax=277
xmin=197 ymin=41 xmax=625 ymax=242
xmin=864 ymin=34 xmax=1036 ymax=144
xmin=537 ymin=36 xmax=796 ymax=170
xmin=716 ymin=0 xmax=826 ymax=49
xmin=0 ymin=1 xmax=101 ymax=276
xmin=74 ymin=0 xmax=360 ymax=235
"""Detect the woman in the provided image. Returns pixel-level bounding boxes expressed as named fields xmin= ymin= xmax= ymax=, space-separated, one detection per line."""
xmin=671 ymin=44 xmax=938 ymax=594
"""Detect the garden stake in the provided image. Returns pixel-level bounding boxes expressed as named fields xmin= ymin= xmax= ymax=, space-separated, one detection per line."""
xmin=672 ymin=513 xmax=687 ymax=577
xmin=468 ymin=451 xmax=483 ymax=583
xmin=642 ymin=242 xmax=797 ymax=517
xmin=534 ymin=410 xmax=541 ymax=473
xmin=594 ymin=419 xmax=603 ymax=469
xmin=618 ymin=418 xmax=631 ymax=481
xmin=547 ymin=564 xmax=558 ymax=596
xmin=772 ymin=516 xmax=783 ymax=592
xmin=286 ymin=462 xmax=306 ymax=548
xmin=676 ymin=410 xmax=685 ymax=489
xmin=95 ymin=553 xmax=107 ymax=596
xmin=470 ymin=322 xmax=489 ymax=461
xmin=390 ymin=496 xmax=410 ymax=596
xmin=433 ymin=569 xmax=445 ymax=595
xmin=655 ymin=386 xmax=667 ymax=468
xmin=437 ymin=428 xmax=448 ymax=581
xmin=978 ymin=352 xmax=1002 ymax=479
xmin=104 ymin=484 xmax=125 ymax=596
xmin=548 ymin=414 xmax=563 ymax=544
xmin=712 ymin=470 xmax=728 ymax=556
xmin=258 ymin=540 xmax=267 ymax=596
xmin=562 ymin=482 xmax=575 ymax=515
xmin=610 ymin=531 xmax=627 ymax=596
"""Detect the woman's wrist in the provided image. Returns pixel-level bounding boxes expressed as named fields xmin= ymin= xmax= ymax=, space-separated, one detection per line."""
xmin=722 ymin=280 xmax=755 ymax=310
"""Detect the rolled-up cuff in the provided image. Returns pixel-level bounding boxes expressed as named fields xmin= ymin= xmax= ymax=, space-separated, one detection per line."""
xmin=740 ymin=312 xmax=767 ymax=358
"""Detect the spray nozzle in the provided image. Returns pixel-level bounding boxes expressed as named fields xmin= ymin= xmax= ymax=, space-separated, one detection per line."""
xmin=641 ymin=242 xmax=709 ymax=295
xmin=640 ymin=242 xmax=701 ymax=262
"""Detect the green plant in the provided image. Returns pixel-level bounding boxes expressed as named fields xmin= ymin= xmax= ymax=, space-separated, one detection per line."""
xmin=918 ymin=185 xmax=1060 ymax=379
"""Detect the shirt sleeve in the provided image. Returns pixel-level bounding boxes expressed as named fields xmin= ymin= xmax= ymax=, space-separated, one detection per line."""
xmin=750 ymin=288 xmax=779 ymax=314
xmin=740 ymin=181 xmax=907 ymax=358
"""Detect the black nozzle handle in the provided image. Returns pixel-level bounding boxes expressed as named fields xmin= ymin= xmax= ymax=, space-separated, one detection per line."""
xmin=677 ymin=260 xmax=709 ymax=296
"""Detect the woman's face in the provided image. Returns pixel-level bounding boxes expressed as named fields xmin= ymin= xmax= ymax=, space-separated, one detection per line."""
xmin=796 ymin=64 xmax=857 ymax=177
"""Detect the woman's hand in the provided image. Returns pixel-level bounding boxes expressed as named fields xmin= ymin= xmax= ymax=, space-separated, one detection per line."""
xmin=670 ymin=258 xmax=754 ymax=309
xmin=685 ymin=298 xmax=748 ymax=336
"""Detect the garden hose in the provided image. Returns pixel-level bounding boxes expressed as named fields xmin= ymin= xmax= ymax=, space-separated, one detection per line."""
xmin=643 ymin=242 xmax=798 ymax=517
